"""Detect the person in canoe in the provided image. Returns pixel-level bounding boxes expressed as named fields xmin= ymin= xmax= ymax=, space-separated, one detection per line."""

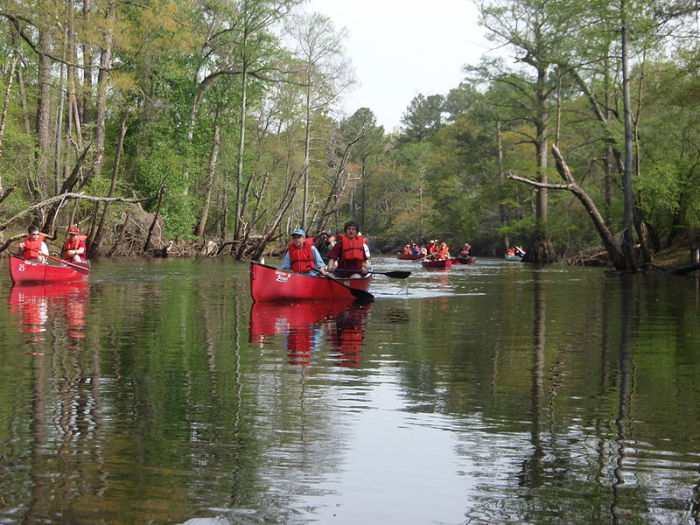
xmin=19 ymin=225 xmax=50 ymax=263
xmin=313 ymin=230 xmax=336 ymax=264
xmin=62 ymin=226 xmax=88 ymax=263
xmin=426 ymin=241 xmax=450 ymax=261
xmin=280 ymin=228 xmax=329 ymax=276
xmin=327 ymin=220 xmax=370 ymax=278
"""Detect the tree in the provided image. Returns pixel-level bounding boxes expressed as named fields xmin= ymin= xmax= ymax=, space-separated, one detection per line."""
xmin=340 ymin=108 xmax=385 ymax=229
xmin=400 ymin=93 xmax=444 ymax=143
xmin=287 ymin=11 xmax=354 ymax=231
xmin=476 ymin=0 xmax=579 ymax=262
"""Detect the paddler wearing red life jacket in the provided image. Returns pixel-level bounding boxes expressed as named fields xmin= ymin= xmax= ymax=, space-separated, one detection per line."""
xmin=20 ymin=225 xmax=49 ymax=263
xmin=62 ymin=226 xmax=87 ymax=263
xmin=280 ymin=228 xmax=328 ymax=276
xmin=327 ymin=220 xmax=370 ymax=278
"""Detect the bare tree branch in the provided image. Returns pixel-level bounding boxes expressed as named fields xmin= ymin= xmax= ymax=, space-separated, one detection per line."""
xmin=0 ymin=192 xmax=156 ymax=232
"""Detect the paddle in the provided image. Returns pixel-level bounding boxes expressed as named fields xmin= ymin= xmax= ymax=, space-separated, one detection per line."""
xmin=308 ymin=267 xmax=374 ymax=302
xmin=46 ymin=254 xmax=91 ymax=274
xmin=370 ymin=270 xmax=410 ymax=279
xmin=333 ymin=268 xmax=410 ymax=279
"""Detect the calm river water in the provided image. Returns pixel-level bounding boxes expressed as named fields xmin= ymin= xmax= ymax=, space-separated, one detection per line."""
xmin=0 ymin=256 xmax=699 ymax=524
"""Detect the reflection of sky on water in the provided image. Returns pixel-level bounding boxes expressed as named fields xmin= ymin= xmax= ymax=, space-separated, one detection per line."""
xmin=294 ymin=381 xmax=476 ymax=524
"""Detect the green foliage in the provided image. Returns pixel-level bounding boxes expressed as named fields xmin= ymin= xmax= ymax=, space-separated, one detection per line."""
xmin=1 ymin=0 xmax=699 ymax=260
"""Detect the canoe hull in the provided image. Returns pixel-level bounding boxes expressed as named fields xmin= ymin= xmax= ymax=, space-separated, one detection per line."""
xmin=9 ymin=256 xmax=90 ymax=283
xmin=422 ymin=259 xmax=452 ymax=270
xmin=397 ymin=253 xmax=423 ymax=260
xmin=504 ymin=255 xmax=523 ymax=262
xmin=250 ymin=262 xmax=372 ymax=301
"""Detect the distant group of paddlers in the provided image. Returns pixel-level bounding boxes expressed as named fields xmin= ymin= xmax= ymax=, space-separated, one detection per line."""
xmin=400 ymin=240 xmax=473 ymax=261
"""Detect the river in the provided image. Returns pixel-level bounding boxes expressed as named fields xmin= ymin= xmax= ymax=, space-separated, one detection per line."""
xmin=0 ymin=256 xmax=698 ymax=524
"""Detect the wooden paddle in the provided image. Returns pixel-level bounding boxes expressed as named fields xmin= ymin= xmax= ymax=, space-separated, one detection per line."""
xmin=46 ymin=254 xmax=91 ymax=274
xmin=308 ymin=267 xmax=374 ymax=302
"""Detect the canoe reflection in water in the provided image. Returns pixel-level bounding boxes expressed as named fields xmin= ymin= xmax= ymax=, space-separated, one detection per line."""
xmin=249 ymin=299 xmax=371 ymax=366
xmin=9 ymin=282 xmax=89 ymax=345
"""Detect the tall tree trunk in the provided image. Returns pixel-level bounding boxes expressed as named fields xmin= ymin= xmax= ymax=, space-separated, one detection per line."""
xmin=85 ymin=1 xmax=115 ymax=187
xmin=529 ymin=65 xmax=556 ymax=263
xmin=220 ymin=187 xmax=228 ymax=239
xmin=0 ymin=53 xmax=18 ymax=158
xmin=13 ymin=29 xmax=32 ymax=137
xmin=54 ymin=53 xmax=67 ymax=195
xmin=496 ymin=120 xmax=509 ymax=250
xmin=89 ymin=112 xmax=128 ymax=258
xmin=620 ymin=0 xmax=637 ymax=271
xmin=196 ymin=120 xmax=221 ymax=237
xmin=36 ymin=28 xmax=52 ymax=200
xmin=234 ymin=66 xmax=248 ymax=241
xmin=81 ymin=0 xmax=92 ymax=126
xmin=301 ymin=81 xmax=312 ymax=230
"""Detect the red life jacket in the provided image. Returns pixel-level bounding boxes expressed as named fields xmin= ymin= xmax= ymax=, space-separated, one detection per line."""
xmin=62 ymin=235 xmax=88 ymax=260
xmin=22 ymin=234 xmax=46 ymax=259
xmin=337 ymin=234 xmax=366 ymax=262
xmin=288 ymin=238 xmax=315 ymax=273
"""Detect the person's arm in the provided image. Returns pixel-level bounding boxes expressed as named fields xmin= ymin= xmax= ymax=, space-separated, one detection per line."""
xmin=327 ymin=258 xmax=337 ymax=272
xmin=361 ymin=244 xmax=370 ymax=274
xmin=280 ymin=251 xmax=291 ymax=270
xmin=326 ymin=242 xmax=341 ymax=271
xmin=311 ymin=247 xmax=327 ymax=274
xmin=40 ymin=242 xmax=49 ymax=255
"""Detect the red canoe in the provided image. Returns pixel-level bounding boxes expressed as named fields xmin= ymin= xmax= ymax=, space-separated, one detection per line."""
xmin=421 ymin=259 xmax=453 ymax=270
xmin=250 ymin=261 xmax=372 ymax=301
xmin=397 ymin=253 xmax=424 ymax=260
xmin=9 ymin=255 xmax=90 ymax=283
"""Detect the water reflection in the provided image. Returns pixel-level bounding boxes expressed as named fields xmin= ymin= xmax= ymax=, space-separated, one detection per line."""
xmin=9 ymin=282 xmax=89 ymax=347
xmin=249 ymin=299 xmax=371 ymax=366
xmin=2 ymin=259 xmax=700 ymax=524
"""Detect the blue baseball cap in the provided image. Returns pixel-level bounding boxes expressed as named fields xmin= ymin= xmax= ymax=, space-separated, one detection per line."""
xmin=292 ymin=228 xmax=305 ymax=237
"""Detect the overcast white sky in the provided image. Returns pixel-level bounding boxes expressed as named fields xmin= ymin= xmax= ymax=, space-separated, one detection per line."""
xmin=303 ymin=0 xmax=493 ymax=132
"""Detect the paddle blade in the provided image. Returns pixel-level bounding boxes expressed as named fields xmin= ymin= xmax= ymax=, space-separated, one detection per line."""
xmin=349 ymin=287 xmax=374 ymax=302
xmin=380 ymin=270 xmax=411 ymax=279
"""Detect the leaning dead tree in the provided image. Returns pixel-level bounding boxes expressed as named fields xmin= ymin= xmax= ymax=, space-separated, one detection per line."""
xmin=508 ymin=144 xmax=627 ymax=270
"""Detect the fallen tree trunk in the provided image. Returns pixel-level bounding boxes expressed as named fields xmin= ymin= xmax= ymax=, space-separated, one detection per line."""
xmin=665 ymin=262 xmax=700 ymax=276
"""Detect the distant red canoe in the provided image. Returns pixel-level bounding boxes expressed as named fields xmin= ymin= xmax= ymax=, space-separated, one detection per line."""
xmin=422 ymin=259 xmax=453 ymax=270
xmin=450 ymin=256 xmax=477 ymax=265
xmin=396 ymin=253 xmax=424 ymax=260
xmin=9 ymin=255 xmax=90 ymax=283
xmin=250 ymin=262 xmax=372 ymax=301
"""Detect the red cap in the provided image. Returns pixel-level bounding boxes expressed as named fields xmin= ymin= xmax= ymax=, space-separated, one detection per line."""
xmin=68 ymin=226 xmax=79 ymax=234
